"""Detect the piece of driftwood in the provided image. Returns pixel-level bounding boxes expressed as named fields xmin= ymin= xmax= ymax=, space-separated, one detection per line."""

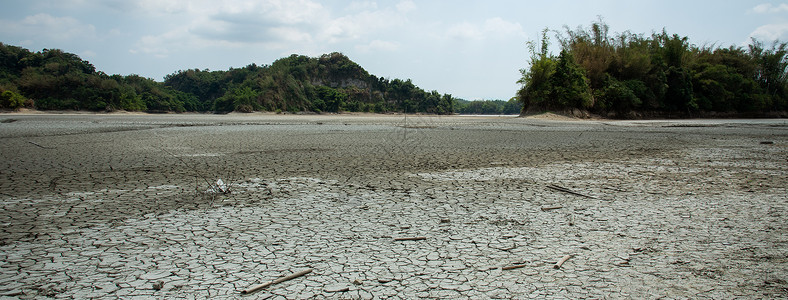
xmin=554 ymin=255 xmax=573 ymax=269
xmin=242 ymin=268 xmax=313 ymax=294
xmin=540 ymin=206 xmax=563 ymax=212
xmin=502 ymin=264 xmax=527 ymax=270
xmin=324 ymin=284 xmax=350 ymax=293
xmin=394 ymin=236 xmax=426 ymax=241
xmin=547 ymin=185 xmax=597 ymax=199
xmin=28 ymin=141 xmax=52 ymax=149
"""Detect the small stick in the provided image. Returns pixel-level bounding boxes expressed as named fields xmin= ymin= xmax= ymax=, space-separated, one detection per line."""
xmin=502 ymin=264 xmax=527 ymax=270
xmin=394 ymin=236 xmax=426 ymax=241
xmin=242 ymin=268 xmax=313 ymax=294
xmin=554 ymin=255 xmax=573 ymax=269
xmin=540 ymin=206 xmax=563 ymax=212
xmin=547 ymin=185 xmax=597 ymax=199
xmin=602 ymin=185 xmax=627 ymax=193
xmin=28 ymin=141 xmax=52 ymax=149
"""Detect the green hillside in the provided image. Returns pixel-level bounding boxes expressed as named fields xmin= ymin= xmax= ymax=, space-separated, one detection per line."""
xmin=0 ymin=44 xmax=454 ymax=114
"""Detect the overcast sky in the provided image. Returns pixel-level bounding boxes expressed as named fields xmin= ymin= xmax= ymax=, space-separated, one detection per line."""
xmin=1 ymin=1 xmax=786 ymax=100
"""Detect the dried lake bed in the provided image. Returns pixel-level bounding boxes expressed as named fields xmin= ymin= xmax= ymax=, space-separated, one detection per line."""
xmin=0 ymin=113 xmax=786 ymax=299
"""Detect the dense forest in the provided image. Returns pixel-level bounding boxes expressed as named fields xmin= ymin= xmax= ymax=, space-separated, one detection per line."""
xmin=454 ymin=98 xmax=521 ymax=114
xmin=0 ymin=44 xmax=454 ymax=114
xmin=518 ymin=20 xmax=788 ymax=117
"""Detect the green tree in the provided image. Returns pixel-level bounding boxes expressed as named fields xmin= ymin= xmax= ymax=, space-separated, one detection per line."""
xmin=549 ymin=49 xmax=593 ymax=109
xmin=749 ymin=40 xmax=788 ymax=110
xmin=315 ymin=85 xmax=347 ymax=112
xmin=595 ymin=77 xmax=642 ymax=113
xmin=517 ymin=29 xmax=556 ymax=112
xmin=561 ymin=18 xmax=614 ymax=89
xmin=214 ymin=86 xmax=260 ymax=112
xmin=664 ymin=66 xmax=696 ymax=111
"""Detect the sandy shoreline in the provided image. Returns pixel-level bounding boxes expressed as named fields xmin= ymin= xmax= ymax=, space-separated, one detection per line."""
xmin=0 ymin=114 xmax=786 ymax=298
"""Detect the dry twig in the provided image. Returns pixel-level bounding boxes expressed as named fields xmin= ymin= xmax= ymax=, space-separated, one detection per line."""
xmin=241 ymin=268 xmax=313 ymax=294
xmin=554 ymin=255 xmax=573 ymax=269
xmin=502 ymin=264 xmax=527 ymax=270
xmin=394 ymin=236 xmax=426 ymax=241
xmin=540 ymin=206 xmax=563 ymax=212
xmin=547 ymin=184 xmax=597 ymax=199
xmin=28 ymin=141 xmax=53 ymax=149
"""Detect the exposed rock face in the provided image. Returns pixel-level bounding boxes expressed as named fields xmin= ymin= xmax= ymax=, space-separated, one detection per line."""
xmin=311 ymin=78 xmax=370 ymax=90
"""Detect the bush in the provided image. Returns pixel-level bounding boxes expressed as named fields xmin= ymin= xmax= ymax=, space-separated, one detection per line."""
xmin=596 ymin=77 xmax=642 ymax=112
xmin=0 ymin=90 xmax=25 ymax=109
xmin=236 ymin=104 xmax=253 ymax=113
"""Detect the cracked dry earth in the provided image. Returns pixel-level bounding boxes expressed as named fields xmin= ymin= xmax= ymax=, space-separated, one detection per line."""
xmin=0 ymin=114 xmax=786 ymax=299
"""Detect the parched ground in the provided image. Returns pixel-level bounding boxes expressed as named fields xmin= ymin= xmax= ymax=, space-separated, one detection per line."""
xmin=0 ymin=113 xmax=785 ymax=299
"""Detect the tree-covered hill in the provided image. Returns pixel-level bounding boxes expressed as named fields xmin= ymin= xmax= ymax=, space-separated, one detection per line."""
xmin=518 ymin=20 xmax=788 ymax=118
xmin=0 ymin=44 xmax=454 ymax=114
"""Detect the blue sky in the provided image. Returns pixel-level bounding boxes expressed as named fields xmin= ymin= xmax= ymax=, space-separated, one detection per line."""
xmin=1 ymin=1 xmax=786 ymax=100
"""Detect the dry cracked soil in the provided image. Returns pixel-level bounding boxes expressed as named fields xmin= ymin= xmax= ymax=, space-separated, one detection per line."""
xmin=0 ymin=113 xmax=786 ymax=299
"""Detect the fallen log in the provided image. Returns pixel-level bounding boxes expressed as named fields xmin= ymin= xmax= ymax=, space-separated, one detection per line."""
xmin=540 ymin=205 xmax=563 ymax=212
xmin=241 ymin=268 xmax=313 ymax=294
xmin=554 ymin=255 xmax=573 ymax=269
xmin=324 ymin=284 xmax=350 ymax=293
xmin=394 ymin=236 xmax=426 ymax=241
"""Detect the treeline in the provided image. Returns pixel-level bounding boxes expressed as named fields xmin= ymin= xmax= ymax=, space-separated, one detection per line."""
xmin=518 ymin=20 xmax=788 ymax=117
xmin=455 ymin=98 xmax=521 ymax=114
xmin=0 ymin=45 xmax=186 ymax=111
xmin=0 ymin=43 xmax=454 ymax=114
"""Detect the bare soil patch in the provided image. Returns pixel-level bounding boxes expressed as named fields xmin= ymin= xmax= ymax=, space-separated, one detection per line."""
xmin=0 ymin=114 xmax=785 ymax=298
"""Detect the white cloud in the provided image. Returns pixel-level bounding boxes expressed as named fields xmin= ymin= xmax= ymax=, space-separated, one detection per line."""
xmin=483 ymin=18 xmax=526 ymax=38
xmin=748 ymin=4 xmax=788 ymax=43
xmin=447 ymin=17 xmax=525 ymax=41
xmin=110 ymin=0 xmax=327 ymax=23
xmin=142 ymin=0 xmax=416 ymax=52
xmin=269 ymin=27 xmax=314 ymax=44
xmin=749 ymin=23 xmax=788 ymax=41
xmin=752 ymin=3 xmax=788 ymax=14
xmin=0 ymin=13 xmax=96 ymax=42
xmin=356 ymin=40 xmax=400 ymax=52
xmin=396 ymin=0 xmax=416 ymax=13
xmin=98 ymin=0 xmax=191 ymax=15
xmin=131 ymin=24 xmax=301 ymax=59
xmin=121 ymin=0 xmax=418 ymax=59
xmin=103 ymin=0 xmax=206 ymax=15
xmin=126 ymin=0 xmax=330 ymax=56
xmin=346 ymin=1 xmax=378 ymax=12
xmin=448 ymin=22 xmax=482 ymax=40
xmin=323 ymin=9 xmax=406 ymax=43
xmin=126 ymin=0 xmax=419 ymax=56
xmin=131 ymin=27 xmax=192 ymax=57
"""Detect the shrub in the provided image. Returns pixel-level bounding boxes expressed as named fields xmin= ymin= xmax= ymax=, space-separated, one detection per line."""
xmin=0 ymin=90 xmax=27 ymax=109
